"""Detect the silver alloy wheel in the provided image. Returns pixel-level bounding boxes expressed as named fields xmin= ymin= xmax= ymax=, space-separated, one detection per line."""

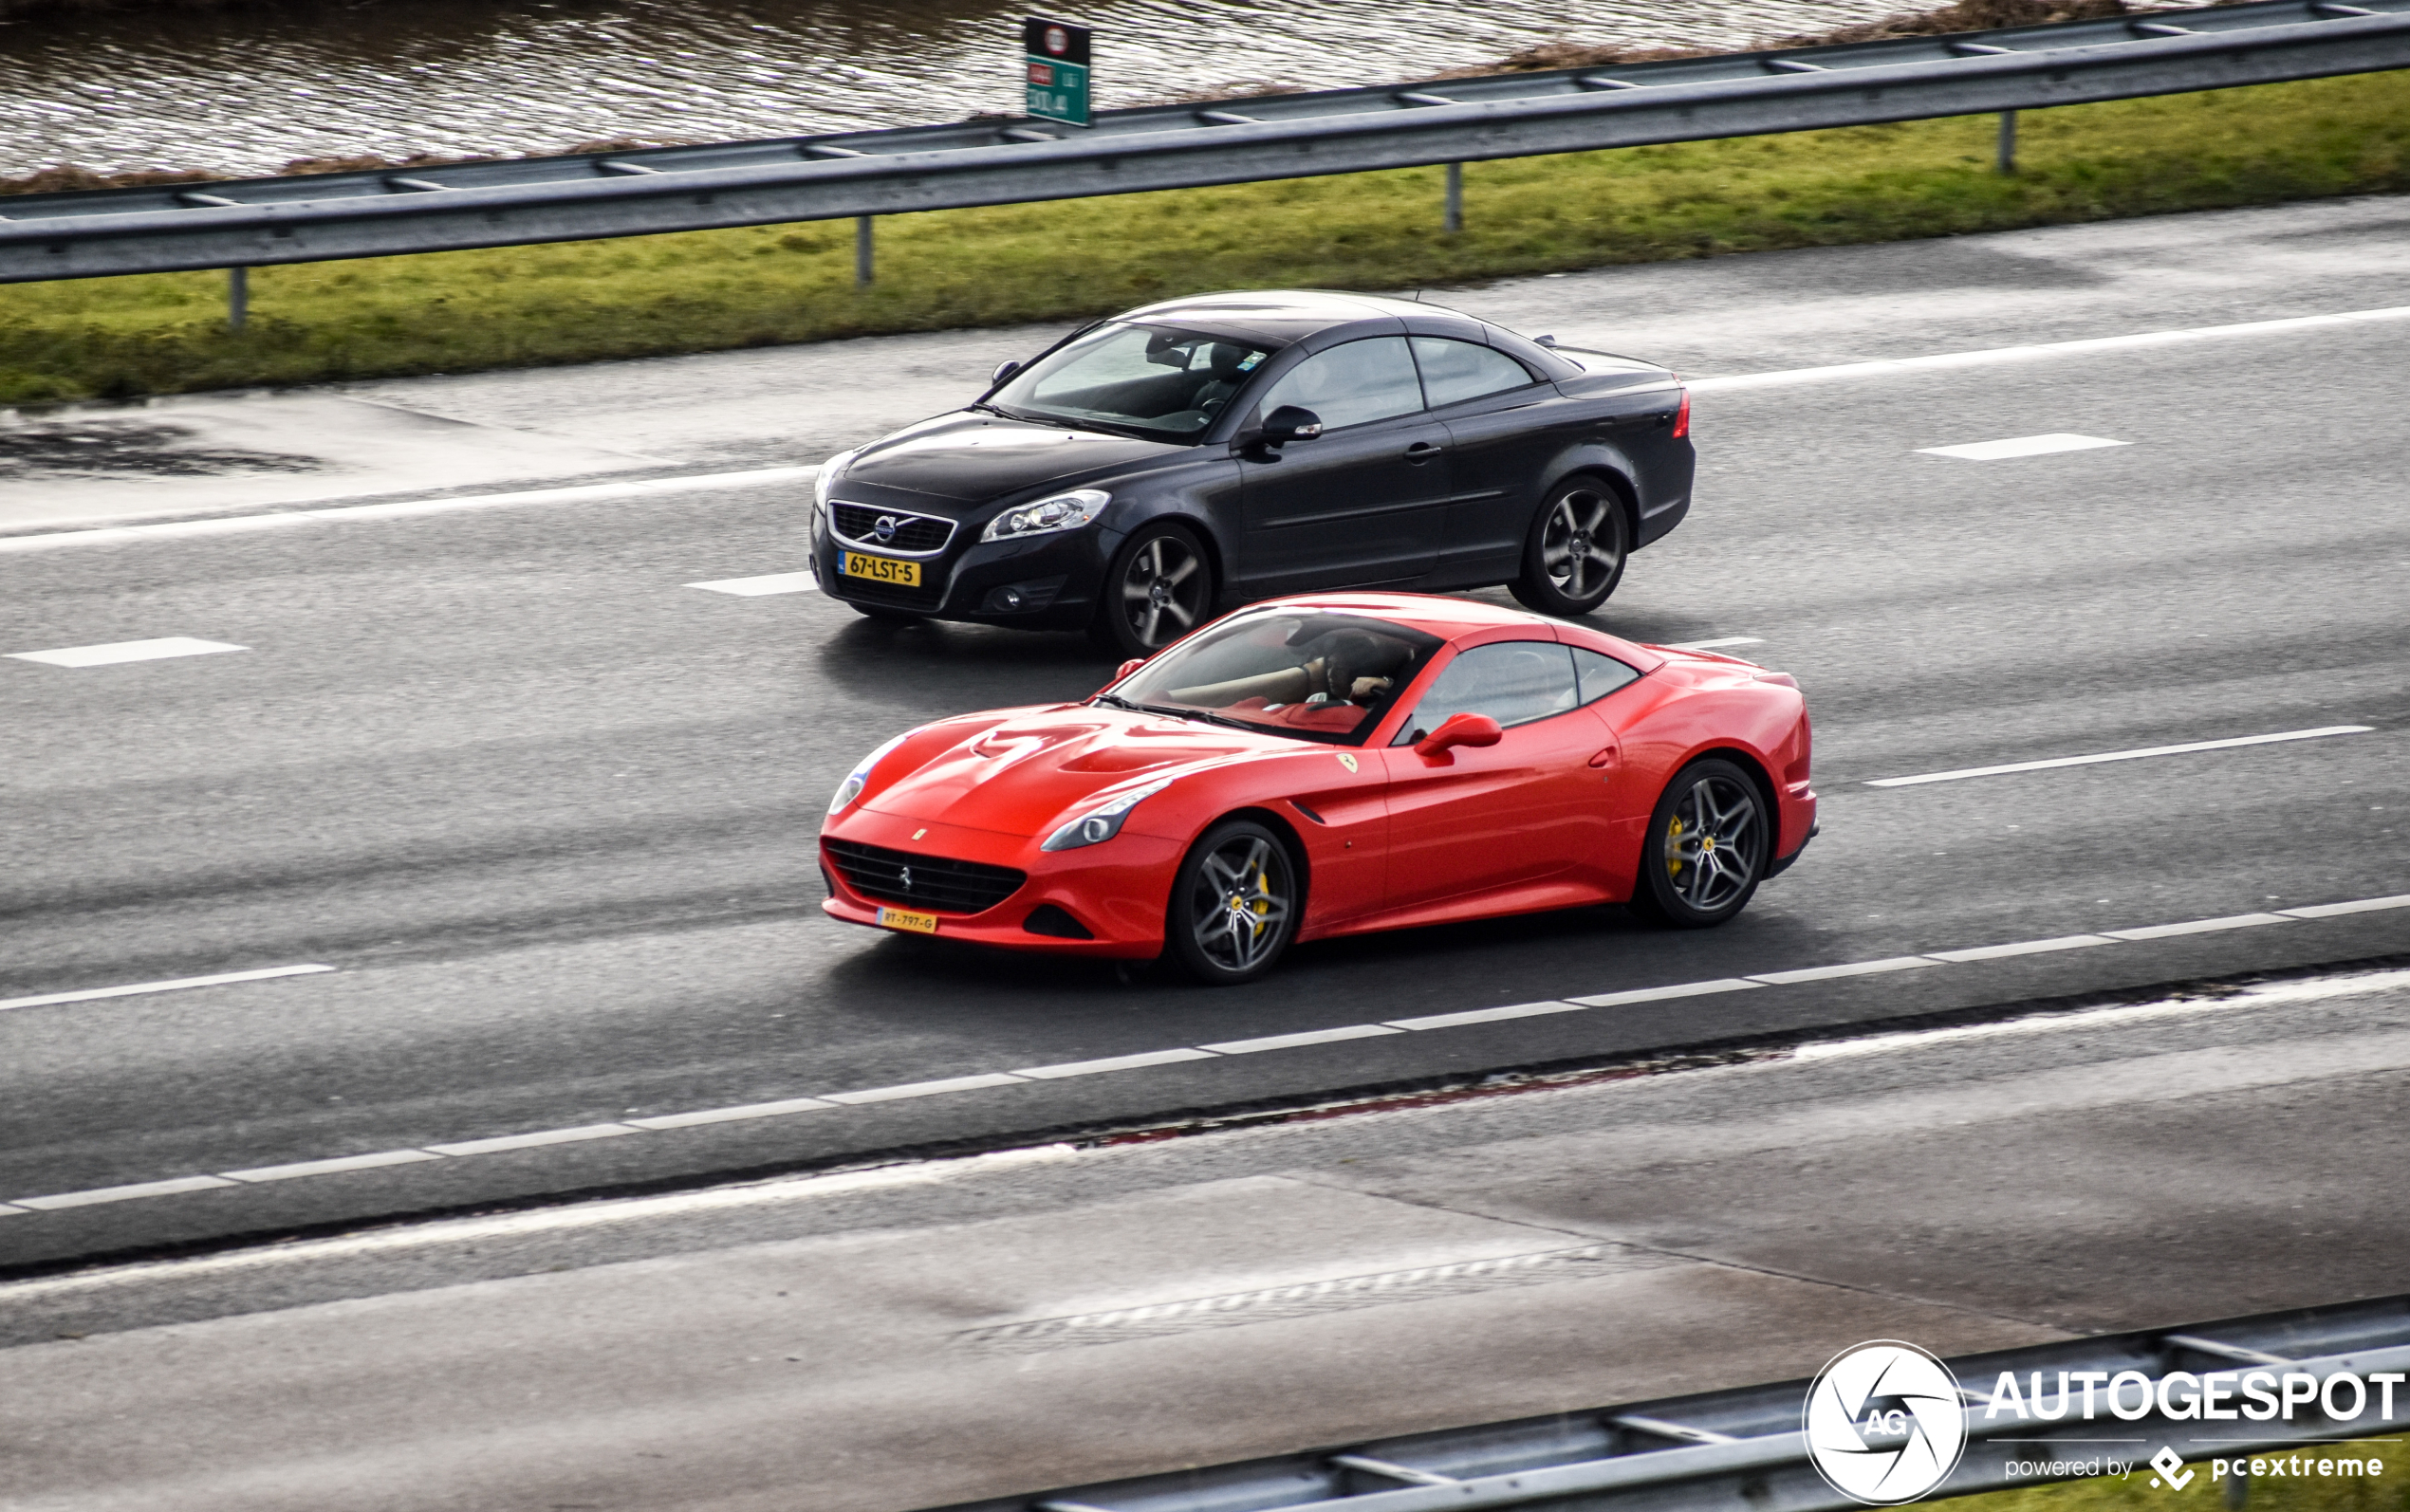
xmin=1663 ymin=772 xmax=1762 ymax=913
xmin=1187 ymin=833 xmax=1292 ymax=974
xmin=1539 ymin=487 xmax=1623 ymax=600
xmin=1119 ymin=533 xmax=1208 ymax=650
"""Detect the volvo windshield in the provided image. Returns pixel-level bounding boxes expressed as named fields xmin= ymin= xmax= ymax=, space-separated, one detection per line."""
xmin=991 ymin=323 xmax=1281 ymax=442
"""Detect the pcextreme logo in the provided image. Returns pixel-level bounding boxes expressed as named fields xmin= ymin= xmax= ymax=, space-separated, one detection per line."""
xmin=1805 ymin=1341 xmax=1971 ymax=1505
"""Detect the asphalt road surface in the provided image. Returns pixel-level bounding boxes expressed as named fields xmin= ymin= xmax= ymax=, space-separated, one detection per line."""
xmin=7 ymin=965 xmax=2406 ymax=1511
xmin=1 ymin=194 xmax=2405 ymax=1273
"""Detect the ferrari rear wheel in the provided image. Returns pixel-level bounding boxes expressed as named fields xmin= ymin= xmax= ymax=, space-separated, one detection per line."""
xmin=1168 ymin=819 xmax=1299 ymax=986
xmin=1510 ymin=477 xmax=1628 ymax=618
xmin=1633 ymin=758 xmax=1767 ymax=928
xmin=1092 ymin=522 xmax=1214 ymax=658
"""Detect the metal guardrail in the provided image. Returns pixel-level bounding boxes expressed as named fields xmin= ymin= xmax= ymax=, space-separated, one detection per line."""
xmin=925 ymin=1293 xmax=2410 ymax=1512
xmin=0 ymin=0 xmax=2405 ymax=284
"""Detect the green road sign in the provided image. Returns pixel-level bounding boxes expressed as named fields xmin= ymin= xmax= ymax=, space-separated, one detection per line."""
xmin=1024 ymin=16 xmax=1092 ymax=128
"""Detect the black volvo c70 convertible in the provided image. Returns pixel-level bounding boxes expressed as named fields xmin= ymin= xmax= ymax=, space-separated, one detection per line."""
xmin=811 ymin=289 xmax=1696 ymax=657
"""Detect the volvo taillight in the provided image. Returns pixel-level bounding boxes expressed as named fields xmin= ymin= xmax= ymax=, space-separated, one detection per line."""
xmin=1671 ymin=387 xmax=1691 ymax=440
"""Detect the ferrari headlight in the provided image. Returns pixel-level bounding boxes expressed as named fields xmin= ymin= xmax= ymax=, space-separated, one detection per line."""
xmin=1042 ymin=778 xmax=1172 ymax=852
xmin=981 ymin=489 xmax=1110 ymax=544
xmin=814 ymin=449 xmax=858 ymax=508
xmin=829 ymin=731 xmax=910 ymax=816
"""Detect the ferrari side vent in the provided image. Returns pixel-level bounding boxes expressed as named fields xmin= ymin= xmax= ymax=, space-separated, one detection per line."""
xmin=1021 ymin=904 xmax=1094 ymax=939
xmin=823 ymin=839 xmax=1027 ymax=915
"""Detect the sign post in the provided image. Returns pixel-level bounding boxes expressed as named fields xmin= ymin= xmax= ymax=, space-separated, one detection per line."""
xmin=1023 ymin=17 xmax=1092 ymax=128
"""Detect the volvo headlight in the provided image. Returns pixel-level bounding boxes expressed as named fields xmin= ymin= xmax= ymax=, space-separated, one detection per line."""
xmin=981 ymin=489 xmax=1110 ymax=543
xmin=828 ymin=731 xmax=910 ymax=816
xmin=814 ymin=450 xmax=858 ymax=508
xmin=1042 ymin=778 xmax=1172 ymax=852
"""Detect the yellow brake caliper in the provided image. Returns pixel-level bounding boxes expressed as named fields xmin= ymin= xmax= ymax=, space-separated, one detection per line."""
xmin=1666 ymin=815 xmax=1687 ymax=879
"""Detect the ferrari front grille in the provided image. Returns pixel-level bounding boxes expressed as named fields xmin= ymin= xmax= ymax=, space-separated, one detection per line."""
xmin=823 ymin=838 xmax=1027 ymax=915
xmin=830 ymin=503 xmax=956 ymax=556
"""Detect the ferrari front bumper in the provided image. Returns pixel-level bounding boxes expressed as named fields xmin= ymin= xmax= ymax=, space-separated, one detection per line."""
xmin=820 ymin=807 xmax=1179 ymax=958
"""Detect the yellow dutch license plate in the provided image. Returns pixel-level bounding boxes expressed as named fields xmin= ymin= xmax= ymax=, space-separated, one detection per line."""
xmin=878 ymin=906 xmax=938 ymax=934
xmin=843 ymin=552 xmax=921 ymax=587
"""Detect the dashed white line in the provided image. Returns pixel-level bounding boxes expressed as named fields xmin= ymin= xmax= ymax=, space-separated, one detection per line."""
xmin=688 ymin=570 xmax=818 ymax=597
xmin=0 ymin=466 xmax=820 ymax=555
xmin=7 ymin=636 xmax=246 ymax=668
xmin=1926 ymin=934 xmax=2117 ymax=964
xmin=1686 ymin=304 xmax=2410 ymax=395
xmin=1748 ymin=956 xmax=1943 ymax=986
xmin=1918 ymin=433 xmax=2127 ymax=461
xmin=2104 ymin=913 xmax=2292 ymax=941
xmin=1866 ymin=726 xmax=2376 ymax=787
xmin=1664 ymin=637 xmax=1766 ymax=652
xmin=0 ymin=964 xmax=335 ymax=1015
xmin=9 ymin=891 xmax=2408 ymax=1215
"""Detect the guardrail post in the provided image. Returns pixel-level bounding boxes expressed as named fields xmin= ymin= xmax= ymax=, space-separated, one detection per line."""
xmin=1444 ymin=162 xmax=1463 ymax=233
xmin=228 ymin=267 xmax=249 ymax=330
xmin=855 ymin=215 xmax=874 ymax=286
xmin=1996 ymin=109 xmax=2018 ymax=174
xmin=2226 ymin=1466 xmax=2250 ymax=1509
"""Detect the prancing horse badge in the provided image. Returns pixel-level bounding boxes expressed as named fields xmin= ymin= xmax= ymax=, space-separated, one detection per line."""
xmin=1335 ymin=754 xmax=1359 ymax=773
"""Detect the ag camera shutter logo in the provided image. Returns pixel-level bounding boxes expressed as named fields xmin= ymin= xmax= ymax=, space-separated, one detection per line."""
xmin=1805 ymin=1341 xmax=1970 ymax=1505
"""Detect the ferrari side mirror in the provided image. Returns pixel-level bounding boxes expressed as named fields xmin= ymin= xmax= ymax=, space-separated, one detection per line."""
xmin=991 ymin=359 xmax=1023 ymax=386
xmin=1415 ymin=711 xmax=1503 ymax=760
xmin=1114 ymin=657 xmax=1145 ymax=682
xmin=1260 ymin=405 xmax=1324 ymax=446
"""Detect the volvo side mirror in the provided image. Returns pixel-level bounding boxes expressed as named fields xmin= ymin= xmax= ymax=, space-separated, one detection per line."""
xmin=1261 ymin=406 xmax=1324 ymax=446
xmin=1414 ymin=711 xmax=1503 ymax=761
xmin=991 ymin=359 xmax=1023 ymax=386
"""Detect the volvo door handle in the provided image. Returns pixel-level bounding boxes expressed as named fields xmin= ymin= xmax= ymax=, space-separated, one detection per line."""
xmin=1403 ymin=442 xmax=1444 ymax=463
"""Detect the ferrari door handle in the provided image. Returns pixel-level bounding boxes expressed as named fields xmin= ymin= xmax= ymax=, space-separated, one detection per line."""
xmin=1587 ymin=746 xmax=1621 ymax=769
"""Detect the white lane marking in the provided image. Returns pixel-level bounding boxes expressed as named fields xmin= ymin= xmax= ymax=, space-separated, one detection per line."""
xmin=2104 ymin=913 xmax=2292 ymax=941
xmin=1687 ymin=304 xmax=2410 ymax=395
xmin=0 ymin=964 xmax=335 ymax=1015
xmin=1926 ymin=934 xmax=2119 ymax=964
xmin=1200 ymin=1024 xmax=1403 ymax=1055
xmin=1793 ymin=965 xmax=2410 ymax=1062
xmin=627 ymin=1097 xmax=836 ymax=1131
xmin=688 ymin=570 xmax=818 ymax=597
xmin=1866 ymin=726 xmax=2375 ymax=787
xmin=14 ymin=1175 xmax=238 ymax=1210
xmin=1386 ymin=999 xmax=1587 ymax=1031
xmin=1664 ymin=637 xmax=1766 ymax=652
xmin=1564 ymin=978 xmax=1769 ymax=1010
xmin=1748 ymin=956 xmax=1945 ymax=986
xmin=823 ymin=1072 xmax=1028 ymax=1105
xmin=1012 ymin=1047 xmax=1220 ymax=1079
xmin=1918 ymin=433 xmax=2127 ymax=461
xmin=222 ymin=1150 xmax=441 ymax=1184
xmin=2283 ymin=894 xmax=2410 ymax=919
xmin=10 ymin=890 xmax=2408 ymax=1216
xmin=422 ymin=1124 xmax=639 ymax=1157
xmin=7 ymin=636 xmax=246 ymax=668
xmin=0 ymin=466 xmax=820 ymax=555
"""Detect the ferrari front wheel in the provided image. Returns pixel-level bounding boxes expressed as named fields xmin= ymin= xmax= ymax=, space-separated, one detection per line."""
xmin=1633 ymin=758 xmax=1767 ymax=928
xmin=1168 ymin=820 xmax=1299 ymax=985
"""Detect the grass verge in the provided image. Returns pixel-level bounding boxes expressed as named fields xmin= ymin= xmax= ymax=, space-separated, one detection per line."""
xmin=1 ymin=70 xmax=2405 ymax=404
xmin=1947 ymin=1437 xmax=2406 ymax=1512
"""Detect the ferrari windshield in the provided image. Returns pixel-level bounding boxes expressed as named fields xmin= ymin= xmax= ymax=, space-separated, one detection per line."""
xmin=991 ymin=322 xmax=1280 ymax=442
xmin=1107 ymin=611 xmax=1443 ymax=746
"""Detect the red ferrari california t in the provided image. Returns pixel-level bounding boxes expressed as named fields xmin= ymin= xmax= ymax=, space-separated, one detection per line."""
xmin=820 ymin=594 xmax=1816 ymax=984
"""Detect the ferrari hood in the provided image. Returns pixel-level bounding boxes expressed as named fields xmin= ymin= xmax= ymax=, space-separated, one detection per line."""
xmin=840 ymin=414 xmax=1186 ymax=504
xmin=863 ymin=706 xmax=1287 ymax=836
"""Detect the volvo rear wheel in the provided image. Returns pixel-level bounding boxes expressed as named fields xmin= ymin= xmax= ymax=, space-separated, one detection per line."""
xmin=1510 ymin=478 xmax=1628 ymax=617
